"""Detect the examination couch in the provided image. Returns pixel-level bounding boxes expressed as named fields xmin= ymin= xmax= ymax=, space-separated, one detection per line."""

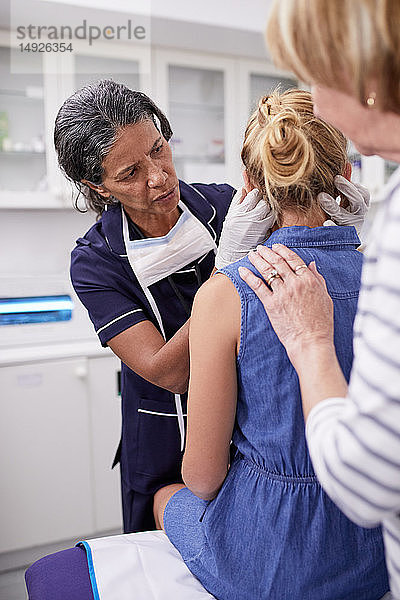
xmin=25 ymin=530 xmax=215 ymax=600
xmin=25 ymin=546 xmax=94 ymax=600
xmin=25 ymin=534 xmax=394 ymax=600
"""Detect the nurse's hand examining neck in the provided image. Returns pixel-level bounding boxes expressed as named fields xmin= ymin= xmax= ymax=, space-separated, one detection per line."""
xmin=320 ymin=175 xmax=370 ymax=236
xmin=215 ymin=173 xmax=276 ymax=270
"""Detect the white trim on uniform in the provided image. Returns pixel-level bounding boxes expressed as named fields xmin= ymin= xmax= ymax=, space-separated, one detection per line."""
xmin=96 ymin=309 xmax=143 ymax=335
xmin=138 ymin=409 xmax=188 ymax=417
xmin=207 ymin=203 xmax=217 ymax=227
xmin=186 ymin=183 xmax=218 ymax=243
xmin=175 ymin=254 xmax=209 ymax=274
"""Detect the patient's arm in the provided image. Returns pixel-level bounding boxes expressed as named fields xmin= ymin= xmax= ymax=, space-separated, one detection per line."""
xmin=182 ymin=273 xmax=240 ymax=501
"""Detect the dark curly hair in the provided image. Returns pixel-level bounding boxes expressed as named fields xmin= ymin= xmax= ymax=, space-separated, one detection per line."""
xmin=54 ymin=79 xmax=173 ymax=217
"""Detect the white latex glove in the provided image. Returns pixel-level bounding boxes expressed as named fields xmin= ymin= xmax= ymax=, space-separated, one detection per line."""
xmin=318 ymin=175 xmax=370 ymax=235
xmin=215 ymin=187 xmax=276 ymax=269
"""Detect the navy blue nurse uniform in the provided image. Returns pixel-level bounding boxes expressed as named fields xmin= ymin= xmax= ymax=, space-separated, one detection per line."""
xmin=70 ymin=180 xmax=234 ymax=533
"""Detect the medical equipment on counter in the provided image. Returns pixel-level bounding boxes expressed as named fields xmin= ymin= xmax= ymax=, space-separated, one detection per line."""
xmin=0 ymin=274 xmax=100 ymax=362
xmin=0 ymin=295 xmax=73 ymax=326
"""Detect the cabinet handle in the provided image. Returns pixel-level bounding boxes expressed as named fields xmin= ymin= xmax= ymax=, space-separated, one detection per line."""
xmin=75 ymin=365 xmax=88 ymax=379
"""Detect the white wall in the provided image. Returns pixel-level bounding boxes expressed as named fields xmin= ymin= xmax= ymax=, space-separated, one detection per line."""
xmin=41 ymin=0 xmax=273 ymax=32
xmin=3 ymin=0 xmax=273 ymax=59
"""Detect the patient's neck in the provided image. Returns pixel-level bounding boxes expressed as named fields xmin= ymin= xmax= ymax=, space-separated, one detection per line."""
xmin=272 ymin=207 xmax=327 ymax=232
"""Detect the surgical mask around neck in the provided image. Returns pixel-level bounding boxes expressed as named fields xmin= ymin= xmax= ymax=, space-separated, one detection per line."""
xmin=123 ymin=203 xmax=217 ymax=289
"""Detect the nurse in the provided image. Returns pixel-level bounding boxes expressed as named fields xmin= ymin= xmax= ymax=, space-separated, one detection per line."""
xmin=54 ymin=79 xmax=270 ymax=532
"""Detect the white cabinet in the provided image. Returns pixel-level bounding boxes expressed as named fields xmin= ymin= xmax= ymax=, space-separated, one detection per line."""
xmin=0 ymin=357 xmax=92 ymax=552
xmin=168 ymin=65 xmax=225 ymax=182
xmin=0 ymin=31 xmax=151 ymax=209
xmin=0 ymin=39 xmax=61 ymax=209
xmin=152 ymin=53 xmax=299 ymax=191
xmin=0 ymin=47 xmax=46 ymax=194
xmin=58 ymin=41 xmax=150 ymax=104
xmin=238 ymin=59 xmax=297 ymax=120
xmin=87 ymin=355 xmax=122 ymax=533
xmin=153 ymin=49 xmax=238 ymax=186
xmin=0 ymin=353 xmax=121 ymax=553
xmin=1 ymin=31 xmax=390 ymax=205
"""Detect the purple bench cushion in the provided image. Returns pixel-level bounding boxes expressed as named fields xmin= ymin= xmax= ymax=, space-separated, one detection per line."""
xmin=25 ymin=546 xmax=94 ymax=600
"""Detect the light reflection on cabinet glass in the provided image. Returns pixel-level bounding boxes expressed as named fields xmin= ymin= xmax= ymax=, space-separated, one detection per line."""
xmin=0 ymin=47 xmax=46 ymax=192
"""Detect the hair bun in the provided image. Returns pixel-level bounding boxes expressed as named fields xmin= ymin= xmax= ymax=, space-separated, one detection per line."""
xmin=261 ymin=104 xmax=314 ymax=187
xmin=241 ymin=89 xmax=347 ymax=223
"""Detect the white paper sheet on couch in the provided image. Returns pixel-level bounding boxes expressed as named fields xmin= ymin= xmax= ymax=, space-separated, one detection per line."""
xmin=79 ymin=530 xmax=215 ymax=600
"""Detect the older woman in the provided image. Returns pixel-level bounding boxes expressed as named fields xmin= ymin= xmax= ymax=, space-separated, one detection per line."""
xmin=55 ymin=79 xmax=272 ymax=533
xmin=240 ymin=1 xmax=400 ymax=597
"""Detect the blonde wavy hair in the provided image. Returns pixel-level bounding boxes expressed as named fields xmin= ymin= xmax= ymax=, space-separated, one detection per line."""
xmin=266 ymin=0 xmax=400 ymax=114
xmin=241 ymin=88 xmax=347 ymax=224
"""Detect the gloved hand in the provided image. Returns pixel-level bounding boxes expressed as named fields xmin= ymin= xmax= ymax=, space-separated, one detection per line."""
xmin=318 ymin=175 xmax=370 ymax=235
xmin=215 ymin=187 xmax=276 ymax=269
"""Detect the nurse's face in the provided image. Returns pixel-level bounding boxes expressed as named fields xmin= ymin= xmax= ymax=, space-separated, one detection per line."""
xmin=311 ymin=84 xmax=400 ymax=160
xmin=99 ymin=120 xmax=179 ymax=218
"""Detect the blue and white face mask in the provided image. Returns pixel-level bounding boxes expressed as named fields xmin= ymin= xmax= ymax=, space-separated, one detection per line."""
xmin=122 ymin=202 xmax=217 ymax=289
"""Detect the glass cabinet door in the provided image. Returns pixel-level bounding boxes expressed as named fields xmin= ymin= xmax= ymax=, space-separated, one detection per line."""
xmin=74 ymin=54 xmax=140 ymax=93
xmin=0 ymin=47 xmax=47 ymax=195
xmin=168 ymin=65 xmax=226 ymax=184
xmin=53 ymin=53 xmax=142 ymax=209
xmin=249 ymin=73 xmax=297 ymax=113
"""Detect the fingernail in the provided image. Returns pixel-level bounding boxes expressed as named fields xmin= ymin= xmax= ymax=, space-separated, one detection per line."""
xmin=238 ymin=267 xmax=247 ymax=277
xmin=272 ymin=243 xmax=281 ymax=249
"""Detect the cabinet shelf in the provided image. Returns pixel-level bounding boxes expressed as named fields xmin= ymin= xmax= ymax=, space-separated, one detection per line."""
xmin=170 ymin=101 xmax=224 ymax=112
xmin=172 ymin=154 xmax=224 ymax=163
xmin=0 ymin=150 xmax=45 ymax=156
xmin=0 ymin=90 xmax=43 ymax=100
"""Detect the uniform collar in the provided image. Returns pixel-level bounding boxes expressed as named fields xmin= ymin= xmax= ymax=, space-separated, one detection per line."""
xmin=265 ymin=225 xmax=361 ymax=249
xmin=100 ymin=180 xmax=217 ymax=257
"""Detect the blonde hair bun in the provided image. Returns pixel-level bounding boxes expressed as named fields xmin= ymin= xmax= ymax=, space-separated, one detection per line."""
xmin=259 ymin=95 xmax=315 ymax=188
xmin=241 ymin=88 xmax=347 ymax=223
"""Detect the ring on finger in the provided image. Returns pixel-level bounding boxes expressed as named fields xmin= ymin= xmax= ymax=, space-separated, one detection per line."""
xmin=265 ymin=269 xmax=283 ymax=287
xmin=294 ymin=264 xmax=307 ymax=274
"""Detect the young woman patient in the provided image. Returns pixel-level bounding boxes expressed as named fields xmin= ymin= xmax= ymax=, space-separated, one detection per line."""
xmin=153 ymin=89 xmax=389 ymax=600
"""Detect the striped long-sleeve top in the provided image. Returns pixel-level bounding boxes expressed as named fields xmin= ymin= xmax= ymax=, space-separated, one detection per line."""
xmin=306 ymin=167 xmax=400 ymax=599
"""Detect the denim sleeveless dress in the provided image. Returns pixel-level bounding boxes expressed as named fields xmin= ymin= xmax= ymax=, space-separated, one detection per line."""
xmin=164 ymin=226 xmax=389 ymax=600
